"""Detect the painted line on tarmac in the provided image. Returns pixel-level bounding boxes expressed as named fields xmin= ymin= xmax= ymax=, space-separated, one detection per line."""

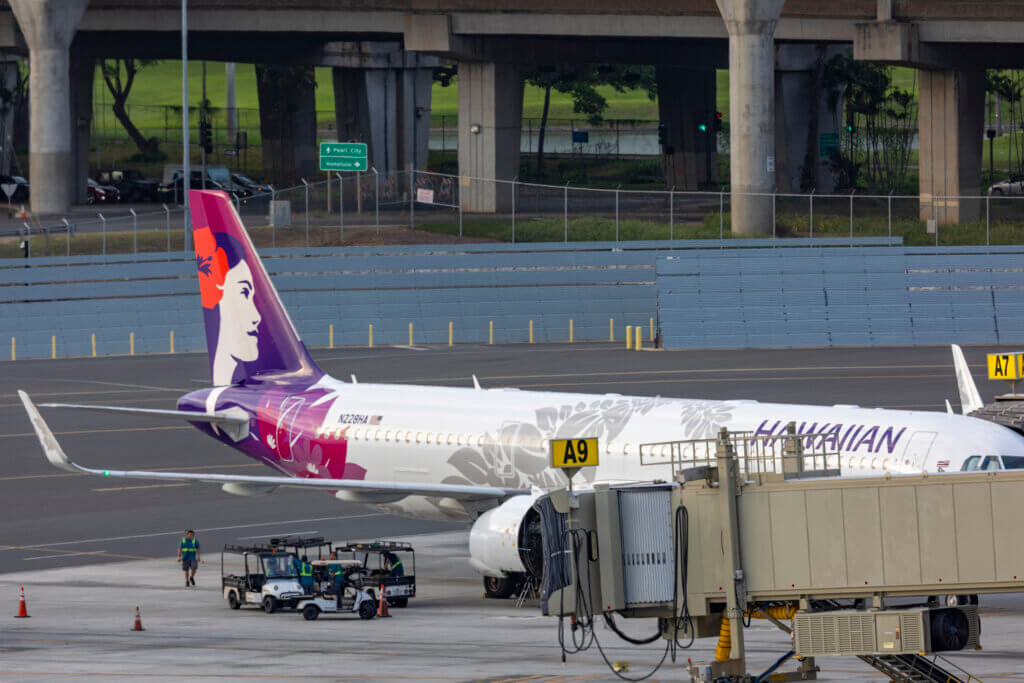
xmin=237 ymin=529 xmax=318 ymax=540
xmin=0 ymin=545 xmax=156 ymax=562
xmin=0 ymin=513 xmax=387 ymax=551
xmin=497 ymin=372 xmax=945 ymax=389
xmin=0 ymin=672 xmax=470 ymax=680
xmin=0 ymin=425 xmax=191 ymax=439
xmin=23 ymin=550 xmax=106 ymax=561
xmin=0 ymin=462 xmax=262 ymax=482
xmin=3 ymin=386 xmax=185 ymax=398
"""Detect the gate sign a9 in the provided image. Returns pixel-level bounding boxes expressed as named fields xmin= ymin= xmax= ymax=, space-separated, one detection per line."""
xmin=550 ymin=438 xmax=599 ymax=469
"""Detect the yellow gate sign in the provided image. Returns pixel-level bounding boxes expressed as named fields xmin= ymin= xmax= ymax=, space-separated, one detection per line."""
xmin=987 ymin=353 xmax=1022 ymax=380
xmin=551 ymin=437 xmax=599 ymax=469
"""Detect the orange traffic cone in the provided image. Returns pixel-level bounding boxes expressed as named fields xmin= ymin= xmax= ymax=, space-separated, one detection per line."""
xmin=130 ymin=606 xmax=145 ymax=631
xmin=376 ymin=584 xmax=390 ymax=618
xmin=14 ymin=586 xmax=29 ymax=618
xmin=18 ymin=205 xmax=25 ymax=219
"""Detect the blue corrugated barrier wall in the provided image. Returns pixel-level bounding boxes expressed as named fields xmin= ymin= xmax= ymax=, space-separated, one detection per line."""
xmin=657 ymin=246 xmax=1024 ymax=349
xmin=1 ymin=238 xmax=903 ymax=359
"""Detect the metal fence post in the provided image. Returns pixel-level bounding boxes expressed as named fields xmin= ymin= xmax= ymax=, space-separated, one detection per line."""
xmin=772 ymin=191 xmax=777 ymax=239
xmin=409 ymin=167 xmax=414 ymax=230
xmin=163 ymin=203 xmax=171 ymax=252
xmin=986 ymin=192 xmax=991 ymax=246
xmin=130 ymin=208 xmax=138 ymax=253
xmin=615 ymin=184 xmax=621 ymax=242
xmin=888 ymin=189 xmax=893 ymax=240
xmin=269 ymin=184 xmax=276 ymax=248
xmin=62 ymin=218 xmax=71 ymax=257
xmin=669 ymin=186 xmax=675 ymax=240
xmin=563 ymin=181 xmax=569 ymax=243
xmin=21 ymin=222 xmax=29 ymax=258
xmin=337 ymin=172 xmax=344 ymax=243
xmin=809 ymin=189 xmax=815 ymax=239
xmin=933 ymin=195 xmax=938 ymax=246
xmin=99 ymin=213 xmax=106 ymax=255
xmin=301 ymin=178 xmax=310 ymax=247
xmin=511 ymin=176 xmax=518 ymax=243
xmin=719 ymin=189 xmax=724 ymax=240
xmin=849 ymin=189 xmax=855 ymax=244
xmin=372 ymin=166 xmax=380 ymax=235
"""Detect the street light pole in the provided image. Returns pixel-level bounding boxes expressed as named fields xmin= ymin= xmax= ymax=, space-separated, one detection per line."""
xmin=181 ymin=0 xmax=191 ymax=249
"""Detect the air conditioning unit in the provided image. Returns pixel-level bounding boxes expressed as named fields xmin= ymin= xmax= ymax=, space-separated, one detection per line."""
xmin=794 ymin=606 xmax=979 ymax=657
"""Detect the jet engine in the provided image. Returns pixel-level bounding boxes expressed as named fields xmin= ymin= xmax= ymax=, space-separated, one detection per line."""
xmin=468 ymin=493 xmax=544 ymax=579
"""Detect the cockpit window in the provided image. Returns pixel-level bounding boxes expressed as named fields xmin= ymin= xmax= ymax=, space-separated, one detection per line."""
xmin=961 ymin=456 xmax=982 ymax=471
xmin=982 ymin=456 xmax=1003 ymax=471
xmin=1001 ymin=456 xmax=1024 ymax=470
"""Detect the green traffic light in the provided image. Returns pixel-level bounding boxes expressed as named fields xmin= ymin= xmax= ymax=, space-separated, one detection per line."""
xmin=698 ymin=124 xmax=708 ymax=132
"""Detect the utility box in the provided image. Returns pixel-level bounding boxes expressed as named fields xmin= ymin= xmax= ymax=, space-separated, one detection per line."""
xmin=794 ymin=606 xmax=979 ymax=657
xmin=269 ymin=200 xmax=291 ymax=227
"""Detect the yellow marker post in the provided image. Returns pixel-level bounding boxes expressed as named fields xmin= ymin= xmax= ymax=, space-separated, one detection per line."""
xmin=408 ymin=322 xmax=414 ymax=347
xmin=529 ymin=320 xmax=534 ymax=344
xmin=448 ymin=321 xmax=453 ymax=347
xmin=650 ymin=317 xmax=654 ymax=342
xmin=489 ymin=321 xmax=494 ymax=345
xmin=129 ymin=332 xmax=134 ymax=356
xmin=10 ymin=336 xmax=14 ymax=361
xmin=91 ymin=333 xmax=96 ymax=357
xmin=51 ymin=335 xmax=56 ymax=359
xmin=329 ymin=324 xmax=334 ymax=349
xmin=635 ymin=325 xmax=642 ymax=351
xmin=170 ymin=330 xmax=175 ymax=354
xmin=569 ymin=319 xmax=574 ymax=343
xmin=609 ymin=318 xmax=614 ymax=342
xmin=625 ymin=325 xmax=632 ymax=350
xmin=368 ymin=324 xmax=374 ymax=348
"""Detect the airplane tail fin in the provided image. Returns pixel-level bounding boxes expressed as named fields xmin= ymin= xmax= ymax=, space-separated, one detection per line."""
xmin=951 ymin=344 xmax=984 ymax=414
xmin=189 ymin=190 xmax=321 ymax=385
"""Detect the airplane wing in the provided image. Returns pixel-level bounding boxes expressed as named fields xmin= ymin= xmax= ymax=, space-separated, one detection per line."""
xmin=19 ymin=391 xmax=527 ymax=501
xmin=39 ymin=402 xmax=249 ymax=425
xmin=951 ymin=344 xmax=984 ymax=414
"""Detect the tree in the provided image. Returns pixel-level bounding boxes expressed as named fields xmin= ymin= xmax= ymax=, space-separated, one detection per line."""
xmin=525 ymin=64 xmax=656 ymax=174
xmin=987 ymin=71 xmax=1023 ymax=175
xmin=100 ymin=59 xmax=162 ymax=158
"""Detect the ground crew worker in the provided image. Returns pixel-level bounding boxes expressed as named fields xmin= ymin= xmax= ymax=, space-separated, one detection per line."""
xmin=384 ymin=551 xmax=404 ymax=577
xmin=298 ymin=556 xmax=314 ymax=593
xmin=328 ymin=551 xmax=345 ymax=606
xmin=177 ymin=530 xmax=200 ymax=587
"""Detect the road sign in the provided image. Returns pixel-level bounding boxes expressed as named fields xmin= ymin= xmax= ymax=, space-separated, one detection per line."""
xmin=571 ymin=130 xmax=589 ymax=144
xmin=1 ymin=183 xmax=16 ymax=200
xmin=988 ymin=353 xmax=1024 ymax=380
xmin=819 ymin=133 xmax=839 ymax=156
xmin=320 ymin=142 xmax=367 ymax=172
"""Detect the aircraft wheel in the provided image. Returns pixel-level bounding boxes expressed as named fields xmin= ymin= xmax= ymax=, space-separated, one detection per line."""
xmin=484 ymin=574 xmax=518 ymax=599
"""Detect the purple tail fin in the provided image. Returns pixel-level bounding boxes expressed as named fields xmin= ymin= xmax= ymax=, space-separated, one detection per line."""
xmin=190 ymin=190 xmax=320 ymax=385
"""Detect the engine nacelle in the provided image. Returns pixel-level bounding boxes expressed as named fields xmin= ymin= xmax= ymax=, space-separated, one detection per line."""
xmin=468 ymin=493 xmax=543 ymax=578
xmin=221 ymin=483 xmax=278 ymax=496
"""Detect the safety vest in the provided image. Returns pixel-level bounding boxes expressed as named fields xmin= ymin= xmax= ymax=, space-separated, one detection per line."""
xmin=300 ymin=562 xmax=312 ymax=578
xmin=180 ymin=537 xmax=198 ymax=557
xmin=389 ymin=558 xmax=402 ymax=570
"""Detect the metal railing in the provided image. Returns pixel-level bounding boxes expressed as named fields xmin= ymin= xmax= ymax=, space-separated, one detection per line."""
xmin=7 ymin=170 xmax=1024 ymax=258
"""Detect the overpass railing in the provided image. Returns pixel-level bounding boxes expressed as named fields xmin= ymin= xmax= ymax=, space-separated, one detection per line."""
xmin=6 ymin=170 xmax=1023 ymax=258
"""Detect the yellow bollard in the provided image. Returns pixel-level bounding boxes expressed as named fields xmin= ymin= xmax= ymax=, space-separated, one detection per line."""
xmin=368 ymin=324 xmax=374 ymax=348
xmin=51 ymin=335 xmax=56 ymax=359
xmin=609 ymin=318 xmax=614 ymax=342
xmin=91 ymin=333 xmax=96 ymax=357
xmin=489 ymin=321 xmax=494 ymax=345
xmin=635 ymin=325 xmax=642 ymax=351
xmin=408 ymin=322 xmax=413 ymax=347
xmin=10 ymin=336 xmax=14 ymax=361
xmin=448 ymin=321 xmax=453 ymax=347
xmin=329 ymin=324 xmax=334 ymax=349
xmin=625 ymin=326 xmax=632 ymax=350
xmin=170 ymin=330 xmax=175 ymax=354
xmin=569 ymin=319 xmax=574 ymax=343
xmin=650 ymin=317 xmax=654 ymax=342
xmin=529 ymin=320 xmax=534 ymax=344
xmin=129 ymin=332 xmax=134 ymax=356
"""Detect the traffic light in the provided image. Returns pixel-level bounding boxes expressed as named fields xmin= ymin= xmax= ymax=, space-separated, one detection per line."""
xmin=698 ymin=122 xmax=708 ymax=132
xmin=657 ymin=123 xmax=667 ymax=147
xmin=713 ymin=111 xmax=723 ymax=132
xmin=200 ymin=120 xmax=213 ymax=154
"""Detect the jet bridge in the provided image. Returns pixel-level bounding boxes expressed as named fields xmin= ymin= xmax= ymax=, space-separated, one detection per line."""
xmin=540 ymin=426 xmax=1023 ymax=682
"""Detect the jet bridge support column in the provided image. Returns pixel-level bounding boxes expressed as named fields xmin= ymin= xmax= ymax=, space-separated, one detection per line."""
xmin=716 ymin=428 xmax=746 ymax=669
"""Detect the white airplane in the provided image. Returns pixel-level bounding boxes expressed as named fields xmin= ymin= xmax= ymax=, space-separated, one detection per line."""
xmin=19 ymin=190 xmax=1024 ymax=597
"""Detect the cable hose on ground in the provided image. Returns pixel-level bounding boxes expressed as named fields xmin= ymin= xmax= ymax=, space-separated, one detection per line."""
xmin=755 ymin=650 xmax=795 ymax=683
xmin=603 ymin=613 xmax=662 ymax=645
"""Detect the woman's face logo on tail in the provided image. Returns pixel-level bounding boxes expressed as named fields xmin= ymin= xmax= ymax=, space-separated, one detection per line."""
xmin=218 ymin=260 xmax=261 ymax=363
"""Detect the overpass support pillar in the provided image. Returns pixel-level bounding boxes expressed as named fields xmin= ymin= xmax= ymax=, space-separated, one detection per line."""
xmin=775 ymin=45 xmax=843 ymax=193
xmin=457 ymin=62 xmax=523 ymax=213
xmin=70 ymin=51 xmax=94 ymax=205
xmin=8 ymin=0 xmax=88 ymax=216
xmin=716 ymin=0 xmax=785 ymax=235
xmin=656 ymin=67 xmax=717 ymax=191
xmin=918 ymin=69 xmax=984 ymax=224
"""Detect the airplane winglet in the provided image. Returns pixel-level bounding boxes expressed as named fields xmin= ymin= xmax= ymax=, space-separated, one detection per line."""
xmin=18 ymin=390 xmax=82 ymax=474
xmin=951 ymin=344 xmax=984 ymax=414
xmin=472 ymin=375 xmax=482 ymax=390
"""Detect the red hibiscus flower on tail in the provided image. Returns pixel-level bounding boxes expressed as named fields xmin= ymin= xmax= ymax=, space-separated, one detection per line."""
xmin=194 ymin=227 xmax=229 ymax=309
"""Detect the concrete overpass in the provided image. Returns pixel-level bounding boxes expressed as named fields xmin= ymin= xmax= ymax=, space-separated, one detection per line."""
xmin=3 ymin=0 xmax=1023 ymax=231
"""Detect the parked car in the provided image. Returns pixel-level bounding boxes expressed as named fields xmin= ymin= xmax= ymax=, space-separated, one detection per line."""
xmin=988 ymin=175 xmax=1024 ymax=195
xmin=0 ymin=174 xmax=29 ymax=202
xmin=232 ymin=173 xmax=272 ymax=196
xmin=95 ymin=169 xmax=160 ymax=203
xmin=87 ymin=178 xmax=120 ymax=204
xmin=156 ymin=171 xmax=240 ymax=204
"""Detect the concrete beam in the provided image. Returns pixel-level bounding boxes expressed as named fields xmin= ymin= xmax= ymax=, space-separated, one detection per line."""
xmin=716 ymin=0 xmax=786 ymax=235
xmin=9 ymin=0 xmax=88 ymax=216
xmin=918 ymin=68 xmax=984 ymax=224
xmin=457 ymin=62 xmax=523 ymax=213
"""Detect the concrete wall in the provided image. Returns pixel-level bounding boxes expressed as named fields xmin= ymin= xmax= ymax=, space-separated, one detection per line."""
xmin=658 ymin=246 xmax=1024 ymax=349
